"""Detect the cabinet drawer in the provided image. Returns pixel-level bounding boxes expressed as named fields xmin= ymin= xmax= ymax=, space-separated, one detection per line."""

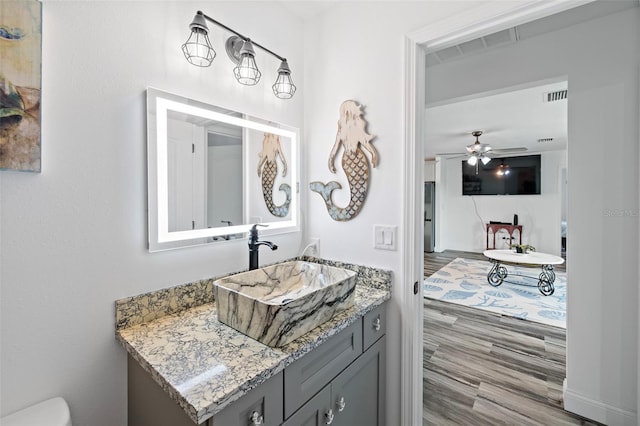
xmin=284 ymin=320 xmax=363 ymax=418
xmin=363 ymin=304 xmax=386 ymax=351
xmin=212 ymin=371 xmax=283 ymax=426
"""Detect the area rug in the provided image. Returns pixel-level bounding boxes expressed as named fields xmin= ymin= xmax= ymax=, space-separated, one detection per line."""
xmin=423 ymin=257 xmax=566 ymax=328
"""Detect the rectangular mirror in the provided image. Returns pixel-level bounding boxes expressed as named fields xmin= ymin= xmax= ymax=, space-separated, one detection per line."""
xmin=147 ymin=88 xmax=299 ymax=251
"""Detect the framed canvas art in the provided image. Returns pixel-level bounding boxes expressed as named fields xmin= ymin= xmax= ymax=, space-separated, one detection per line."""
xmin=0 ymin=1 xmax=42 ymax=172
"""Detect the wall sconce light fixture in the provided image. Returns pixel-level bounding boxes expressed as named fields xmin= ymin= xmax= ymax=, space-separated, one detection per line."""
xmin=181 ymin=10 xmax=297 ymax=99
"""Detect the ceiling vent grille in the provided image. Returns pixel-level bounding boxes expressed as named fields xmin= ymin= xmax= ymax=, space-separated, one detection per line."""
xmin=537 ymin=138 xmax=554 ymax=143
xmin=427 ymin=28 xmax=518 ymax=66
xmin=544 ymin=89 xmax=567 ymax=102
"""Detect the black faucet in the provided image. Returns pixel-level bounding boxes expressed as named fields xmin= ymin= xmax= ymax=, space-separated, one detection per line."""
xmin=248 ymin=224 xmax=278 ymax=270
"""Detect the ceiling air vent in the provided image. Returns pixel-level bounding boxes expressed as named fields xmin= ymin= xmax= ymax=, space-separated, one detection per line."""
xmin=544 ymin=89 xmax=567 ymax=102
xmin=537 ymin=138 xmax=554 ymax=143
xmin=427 ymin=28 xmax=517 ymax=66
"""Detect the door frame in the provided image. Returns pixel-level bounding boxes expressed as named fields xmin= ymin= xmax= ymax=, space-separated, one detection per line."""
xmin=400 ymin=1 xmax=595 ymax=424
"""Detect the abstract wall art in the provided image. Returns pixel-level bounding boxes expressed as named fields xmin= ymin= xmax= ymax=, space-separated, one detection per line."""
xmin=0 ymin=1 xmax=42 ymax=172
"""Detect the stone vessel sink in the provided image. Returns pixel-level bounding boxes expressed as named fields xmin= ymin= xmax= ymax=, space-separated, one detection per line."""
xmin=214 ymin=261 xmax=357 ymax=347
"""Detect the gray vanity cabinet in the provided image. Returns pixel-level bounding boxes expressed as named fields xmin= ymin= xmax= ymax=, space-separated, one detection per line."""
xmin=127 ymin=356 xmax=284 ymax=426
xmin=282 ymin=302 xmax=387 ymax=426
xmin=282 ymin=336 xmax=386 ymax=426
xmin=283 ymin=320 xmax=363 ymax=418
xmin=126 ymin=302 xmax=387 ymax=426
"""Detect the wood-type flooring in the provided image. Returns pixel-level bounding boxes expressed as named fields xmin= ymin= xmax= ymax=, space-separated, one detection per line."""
xmin=423 ymin=250 xmax=598 ymax=426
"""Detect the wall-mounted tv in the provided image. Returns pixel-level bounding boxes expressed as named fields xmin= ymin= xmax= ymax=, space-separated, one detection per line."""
xmin=462 ymin=154 xmax=541 ymax=196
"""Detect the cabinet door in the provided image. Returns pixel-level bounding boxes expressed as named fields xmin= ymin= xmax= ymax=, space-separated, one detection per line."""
xmin=212 ymin=371 xmax=284 ymax=426
xmin=284 ymin=320 xmax=362 ymax=418
xmin=282 ymin=385 xmax=332 ymax=426
xmin=332 ymin=336 xmax=386 ymax=426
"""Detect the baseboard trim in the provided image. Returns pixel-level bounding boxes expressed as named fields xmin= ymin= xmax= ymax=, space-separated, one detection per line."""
xmin=563 ymin=379 xmax=637 ymax=425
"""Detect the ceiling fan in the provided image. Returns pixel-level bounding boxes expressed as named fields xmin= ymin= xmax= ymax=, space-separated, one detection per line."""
xmin=437 ymin=130 xmax=527 ymax=170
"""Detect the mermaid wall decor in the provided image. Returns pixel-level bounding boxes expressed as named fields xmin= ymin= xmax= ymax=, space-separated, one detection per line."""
xmin=257 ymin=132 xmax=291 ymax=217
xmin=310 ymin=100 xmax=378 ymax=221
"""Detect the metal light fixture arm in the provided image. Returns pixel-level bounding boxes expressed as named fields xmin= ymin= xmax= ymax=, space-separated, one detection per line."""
xmin=196 ymin=11 xmax=287 ymax=63
xmin=185 ymin=11 xmax=296 ymax=98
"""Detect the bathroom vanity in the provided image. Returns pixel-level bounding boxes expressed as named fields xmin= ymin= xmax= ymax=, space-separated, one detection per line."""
xmin=116 ymin=258 xmax=391 ymax=426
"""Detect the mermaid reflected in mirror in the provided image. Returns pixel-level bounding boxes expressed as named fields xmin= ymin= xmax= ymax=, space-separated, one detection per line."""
xmin=258 ymin=132 xmax=290 ymax=217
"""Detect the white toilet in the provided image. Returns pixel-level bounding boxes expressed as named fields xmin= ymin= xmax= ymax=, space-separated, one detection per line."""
xmin=0 ymin=397 xmax=71 ymax=426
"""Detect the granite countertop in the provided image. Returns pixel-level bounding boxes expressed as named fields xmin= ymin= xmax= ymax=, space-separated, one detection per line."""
xmin=115 ymin=258 xmax=392 ymax=424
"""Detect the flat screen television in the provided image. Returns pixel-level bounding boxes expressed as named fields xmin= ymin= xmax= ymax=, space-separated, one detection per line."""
xmin=462 ymin=154 xmax=541 ymax=196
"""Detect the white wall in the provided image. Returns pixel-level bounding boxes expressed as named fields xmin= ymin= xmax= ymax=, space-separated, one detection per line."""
xmin=426 ymin=7 xmax=639 ymax=423
xmin=0 ymin=2 xmax=303 ymax=425
xmin=302 ymin=2 xmax=478 ymax=424
xmin=438 ymin=151 xmax=565 ymax=255
xmin=208 ymin=143 xmax=243 ymax=228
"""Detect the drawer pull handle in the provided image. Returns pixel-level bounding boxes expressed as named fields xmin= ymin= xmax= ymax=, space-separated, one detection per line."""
xmin=336 ymin=396 xmax=346 ymax=412
xmin=373 ymin=316 xmax=381 ymax=332
xmin=325 ymin=408 xmax=335 ymax=424
xmin=250 ymin=411 xmax=263 ymax=425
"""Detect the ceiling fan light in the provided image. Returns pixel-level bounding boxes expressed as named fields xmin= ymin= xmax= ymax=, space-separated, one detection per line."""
xmin=467 ymin=156 xmax=478 ymax=166
xmin=481 ymin=156 xmax=491 ymax=165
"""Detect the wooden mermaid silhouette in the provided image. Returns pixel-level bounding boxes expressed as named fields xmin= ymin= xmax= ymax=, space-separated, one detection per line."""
xmin=257 ymin=132 xmax=290 ymax=217
xmin=310 ymin=100 xmax=378 ymax=221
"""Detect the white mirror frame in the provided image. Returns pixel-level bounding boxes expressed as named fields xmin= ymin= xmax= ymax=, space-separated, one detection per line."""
xmin=147 ymin=87 xmax=299 ymax=251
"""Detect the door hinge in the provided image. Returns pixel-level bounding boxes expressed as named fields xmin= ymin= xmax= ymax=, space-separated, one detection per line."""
xmin=192 ymin=220 xmax=195 ymax=230
xmin=413 ymin=281 xmax=419 ymax=295
xmin=192 ymin=143 xmax=195 ymax=153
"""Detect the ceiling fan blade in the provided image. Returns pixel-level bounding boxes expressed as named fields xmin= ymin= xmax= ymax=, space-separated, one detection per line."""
xmin=436 ymin=152 xmax=466 ymax=156
xmin=490 ymin=147 xmax=528 ymax=154
xmin=436 ymin=154 xmax=468 ymax=160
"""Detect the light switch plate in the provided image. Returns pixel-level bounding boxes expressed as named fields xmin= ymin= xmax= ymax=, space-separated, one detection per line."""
xmin=373 ymin=225 xmax=397 ymax=251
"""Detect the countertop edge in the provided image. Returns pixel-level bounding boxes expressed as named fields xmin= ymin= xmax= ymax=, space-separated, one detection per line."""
xmin=116 ymin=332 xmax=202 ymax=423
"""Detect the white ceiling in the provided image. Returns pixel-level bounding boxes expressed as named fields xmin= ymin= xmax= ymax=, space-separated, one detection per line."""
xmin=277 ymin=1 xmax=338 ymax=20
xmin=423 ymin=0 xmax=639 ymax=160
xmin=424 ymin=81 xmax=568 ymax=160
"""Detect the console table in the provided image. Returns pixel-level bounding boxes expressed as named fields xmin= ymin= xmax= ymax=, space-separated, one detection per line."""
xmin=486 ymin=223 xmax=522 ymax=249
xmin=483 ymin=249 xmax=565 ymax=296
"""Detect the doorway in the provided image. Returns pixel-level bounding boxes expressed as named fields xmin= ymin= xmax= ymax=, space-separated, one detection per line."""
xmin=401 ymin=1 xmax=616 ymax=425
xmin=422 ymin=70 xmax=571 ymax=426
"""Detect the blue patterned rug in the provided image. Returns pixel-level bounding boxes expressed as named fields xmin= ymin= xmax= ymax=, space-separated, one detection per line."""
xmin=423 ymin=257 xmax=566 ymax=328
